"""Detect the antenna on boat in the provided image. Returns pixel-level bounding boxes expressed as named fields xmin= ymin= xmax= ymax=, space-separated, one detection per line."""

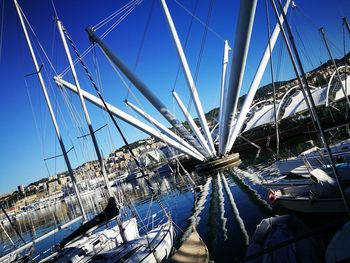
xmin=13 ymin=0 xmax=87 ymax=222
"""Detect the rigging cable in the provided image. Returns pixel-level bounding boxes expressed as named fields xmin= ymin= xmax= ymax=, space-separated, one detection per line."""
xmin=126 ymin=0 xmax=155 ymax=100
xmin=265 ymin=0 xmax=280 ymax=158
xmin=172 ymin=0 xmax=225 ymax=42
xmin=60 ymin=0 xmax=142 ymax=77
xmin=63 ymin=28 xmax=169 ymax=218
xmin=187 ymin=0 xmax=215 ymax=114
xmin=93 ymin=0 xmax=140 ymax=30
xmin=0 ymin=0 xmax=4 ymax=62
xmin=172 ymin=0 xmax=200 ymax=92
xmin=100 ymin=0 xmax=143 ymax=40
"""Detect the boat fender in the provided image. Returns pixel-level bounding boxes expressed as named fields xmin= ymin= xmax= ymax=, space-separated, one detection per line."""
xmin=268 ymin=189 xmax=276 ymax=203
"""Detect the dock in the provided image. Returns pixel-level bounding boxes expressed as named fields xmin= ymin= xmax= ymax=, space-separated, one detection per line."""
xmin=166 ymin=228 xmax=209 ymax=263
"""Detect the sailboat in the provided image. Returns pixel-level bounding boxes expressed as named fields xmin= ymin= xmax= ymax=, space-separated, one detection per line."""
xmin=9 ymin=0 xmax=175 ymax=262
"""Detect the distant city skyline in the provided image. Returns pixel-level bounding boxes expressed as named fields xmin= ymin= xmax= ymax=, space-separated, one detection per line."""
xmin=0 ymin=0 xmax=349 ymax=194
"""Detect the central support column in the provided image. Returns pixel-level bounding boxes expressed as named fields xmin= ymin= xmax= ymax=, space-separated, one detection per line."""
xmin=219 ymin=0 xmax=257 ymax=155
xmin=225 ymin=0 xmax=290 ymax=153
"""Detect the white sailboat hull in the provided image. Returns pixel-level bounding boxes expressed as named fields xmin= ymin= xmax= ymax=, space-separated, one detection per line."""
xmin=276 ymin=139 xmax=350 ymax=175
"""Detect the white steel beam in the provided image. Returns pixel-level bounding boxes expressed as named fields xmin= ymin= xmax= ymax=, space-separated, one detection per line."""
xmin=172 ymin=90 xmax=214 ymax=158
xmin=86 ymin=28 xmax=207 ymax=158
xmin=219 ymin=0 xmax=257 ymax=154
xmin=55 ymin=77 xmax=205 ymax=162
xmin=218 ymin=40 xmax=231 ymax=151
xmin=124 ymin=99 xmax=205 ymax=159
xmin=160 ymin=0 xmax=216 ymax=156
xmin=225 ymin=0 xmax=290 ymax=153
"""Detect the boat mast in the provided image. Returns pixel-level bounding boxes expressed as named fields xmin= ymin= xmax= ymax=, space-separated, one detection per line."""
xmin=160 ymin=0 xmax=216 ymax=157
xmin=266 ymin=0 xmax=280 ymax=158
xmin=319 ymin=27 xmax=350 ymax=107
xmin=86 ymin=28 xmax=210 ymax=160
xmin=219 ymin=0 xmax=257 ymax=155
xmin=54 ymin=77 xmax=205 ymax=161
xmin=343 ymin=17 xmax=350 ymax=35
xmin=271 ymin=0 xmax=350 ymax=215
xmin=13 ymin=0 xmax=87 ymax=221
xmin=172 ymin=90 xmax=214 ymax=158
xmin=225 ymin=0 xmax=290 ymax=154
xmin=56 ymin=18 xmax=113 ymax=198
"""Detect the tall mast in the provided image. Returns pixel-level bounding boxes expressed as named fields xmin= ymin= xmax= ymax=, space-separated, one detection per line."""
xmin=272 ymin=0 xmax=350 ymax=215
xmin=160 ymin=0 xmax=216 ymax=156
xmin=13 ymin=0 xmax=87 ymax=221
xmin=56 ymin=19 xmax=113 ymax=198
xmin=319 ymin=27 xmax=350 ymax=107
xmin=86 ymin=28 xmax=209 ymax=159
xmin=343 ymin=17 xmax=350 ymax=35
xmin=266 ymin=0 xmax=280 ymax=158
xmin=225 ymin=0 xmax=290 ymax=153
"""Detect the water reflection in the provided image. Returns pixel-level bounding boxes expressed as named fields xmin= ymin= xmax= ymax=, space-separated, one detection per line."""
xmin=0 ymin=164 xmax=297 ymax=262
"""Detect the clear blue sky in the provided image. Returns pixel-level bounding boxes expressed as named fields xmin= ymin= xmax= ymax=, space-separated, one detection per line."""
xmin=0 ymin=0 xmax=349 ymax=194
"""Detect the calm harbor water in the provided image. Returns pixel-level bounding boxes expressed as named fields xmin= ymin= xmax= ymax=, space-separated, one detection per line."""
xmin=0 ymin=137 xmax=347 ymax=262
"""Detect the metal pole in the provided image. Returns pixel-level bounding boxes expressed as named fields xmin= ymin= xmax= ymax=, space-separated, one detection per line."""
xmin=160 ymin=0 xmax=216 ymax=156
xmin=124 ymin=99 xmax=204 ymax=159
xmin=55 ymin=77 xmax=205 ymax=161
xmin=56 ymin=19 xmax=114 ymax=199
xmin=274 ymin=0 xmax=350 ymax=215
xmin=343 ymin=17 xmax=350 ymax=35
xmin=266 ymin=0 xmax=279 ymax=158
xmin=219 ymin=0 xmax=257 ymax=154
xmin=0 ymin=221 xmax=16 ymax=247
xmin=86 ymin=27 xmax=208 ymax=159
xmin=268 ymin=0 xmax=317 ymax=126
xmin=172 ymin=90 xmax=214 ymax=157
xmin=225 ymin=0 xmax=289 ymax=153
xmin=218 ymin=40 xmax=231 ymax=154
xmin=320 ymin=27 xmax=350 ymax=107
xmin=13 ymin=0 xmax=87 ymax=222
